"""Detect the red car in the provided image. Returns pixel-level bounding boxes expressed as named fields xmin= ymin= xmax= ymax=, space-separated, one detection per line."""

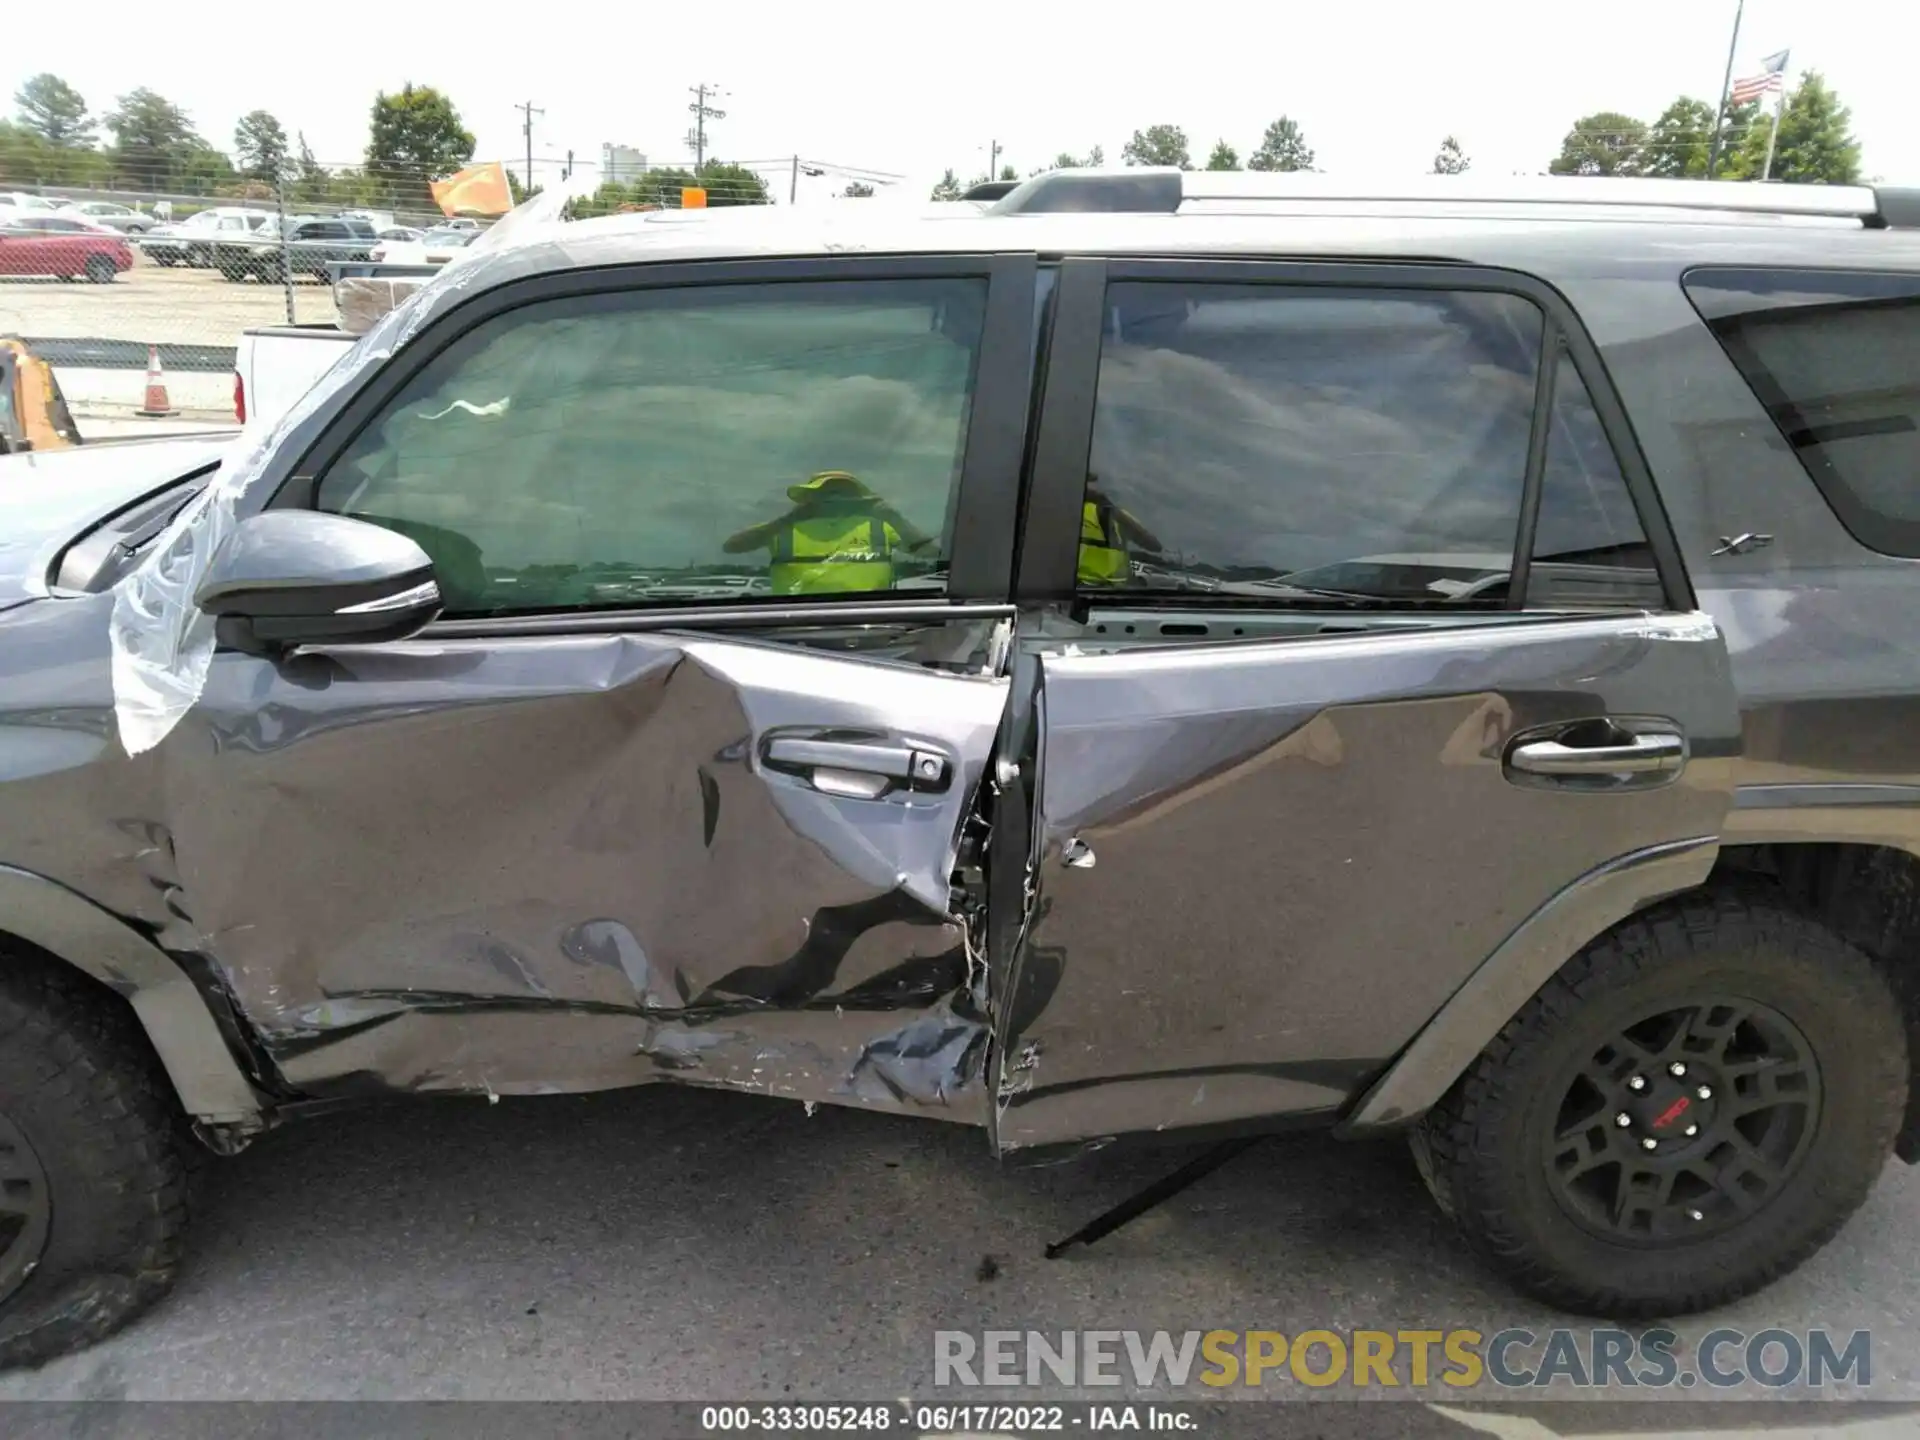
xmin=0 ymin=212 xmax=135 ymax=283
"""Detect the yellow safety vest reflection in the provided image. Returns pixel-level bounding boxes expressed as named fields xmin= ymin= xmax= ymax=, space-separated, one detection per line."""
xmin=1078 ymin=500 xmax=1131 ymax=586
xmin=769 ymin=513 xmax=899 ymax=596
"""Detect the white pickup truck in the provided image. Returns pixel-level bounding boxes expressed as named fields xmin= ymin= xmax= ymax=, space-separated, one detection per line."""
xmin=231 ymin=323 xmax=358 ymax=427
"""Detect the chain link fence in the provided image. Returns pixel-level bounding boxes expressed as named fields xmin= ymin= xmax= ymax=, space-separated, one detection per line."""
xmin=0 ymin=153 xmax=869 ymax=429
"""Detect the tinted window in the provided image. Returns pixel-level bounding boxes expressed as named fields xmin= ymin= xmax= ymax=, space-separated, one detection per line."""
xmin=1083 ymin=282 xmax=1543 ymax=606
xmin=314 ymin=278 xmax=986 ymax=616
xmin=1529 ymin=346 xmax=1662 ymax=608
xmin=1686 ymin=267 xmax=1920 ymax=556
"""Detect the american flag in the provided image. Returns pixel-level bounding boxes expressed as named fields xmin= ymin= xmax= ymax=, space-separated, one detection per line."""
xmin=1730 ymin=50 xmax=1791 ymax=105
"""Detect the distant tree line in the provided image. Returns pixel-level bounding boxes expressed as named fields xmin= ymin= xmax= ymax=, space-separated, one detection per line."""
xmin=2 ymin=73 xmax=480 ymax=210
xmin=1548 ymin=73 xmax=1861 ymax=183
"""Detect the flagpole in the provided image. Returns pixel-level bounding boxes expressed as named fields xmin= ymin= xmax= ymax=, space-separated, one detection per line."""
xmin=1761 ymin=73 xmax=1787 ymax=181
xmin=1707 ymin=0 xmax=1745 ymax=179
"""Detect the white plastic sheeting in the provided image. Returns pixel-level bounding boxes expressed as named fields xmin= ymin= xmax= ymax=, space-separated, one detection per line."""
xmin=109 ymin=175 xmax=600 ymax=756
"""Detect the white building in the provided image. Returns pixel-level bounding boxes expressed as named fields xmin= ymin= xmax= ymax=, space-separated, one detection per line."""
xmin=600 ymin=145 xmax=649 ymax=184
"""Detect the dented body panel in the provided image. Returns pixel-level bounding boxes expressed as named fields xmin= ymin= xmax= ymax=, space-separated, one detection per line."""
xmin=4 ymin=204 xmax=1917 ymax=1161
xmin=153 ymin=625 xmax=1009 ymax=1114
xmin=993 ymin=614 xmax=1742 ymax=1153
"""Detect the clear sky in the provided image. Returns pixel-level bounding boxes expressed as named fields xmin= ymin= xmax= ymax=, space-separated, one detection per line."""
xmin=7 ymin=0 xmax=1915 ymax=204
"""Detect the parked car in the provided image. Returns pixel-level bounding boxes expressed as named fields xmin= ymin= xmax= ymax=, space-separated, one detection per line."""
xmin=0 ymin=192 xmax=60 ymax=213
xmin=376 ymin=225 xmax=422 ymax=243
xmin=54 ymin=200 xmax=154 ymax=235
xmin=140 ymin=208 xmax=272 ymax=268
xmin=7 ymin=171 xmax=1920 ymax=1366
xmin=214 ymin=214 xmax=377 ymax=282
xmin=0 ymin=213 xmax=134 ymax=282
xmin=367 ymin=225 xmax=476 ymax=265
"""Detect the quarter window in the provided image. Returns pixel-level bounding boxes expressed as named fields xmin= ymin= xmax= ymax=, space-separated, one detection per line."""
xmin=1078 ymin=280 xmax=1656 ymax=609
xmin=313 ymin=278 xmax=986 ymax=615
xmin=1685 ymin=268 xmax=1920 ymax=557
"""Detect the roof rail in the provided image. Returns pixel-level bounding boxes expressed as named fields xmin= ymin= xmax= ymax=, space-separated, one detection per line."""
xmin=989 ymin=169 xmax=1916 ymax=226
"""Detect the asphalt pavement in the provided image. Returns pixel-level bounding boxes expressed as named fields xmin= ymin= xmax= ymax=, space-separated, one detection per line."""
xmin=0 ymin=1083 xmax=1915 ymax=1427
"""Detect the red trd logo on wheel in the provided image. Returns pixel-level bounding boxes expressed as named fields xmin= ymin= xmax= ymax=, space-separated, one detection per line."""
xmin=1653 ymin=1097 xmax=1693 ymax=1129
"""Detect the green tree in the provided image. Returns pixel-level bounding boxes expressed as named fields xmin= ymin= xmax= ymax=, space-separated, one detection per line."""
xmin=1248 ymin=116 xmax=1314 ymax=172
xmin=1122 ymin=124 xmax=1191 ymax=169
xmin=930 ymin=167 xmax=964 ymax=201
xmin=1729 ymin=71 xmax=1861 ymax=184
xmin=843 ymin=180 xmax=875 ymax=197
xmin=14 ymin=73 xmax=94 ymax=148
xmin=1547 ymin=111 xmax=1646 ymax=176
xmin=1709 ymin=98 xmax=1762 ymax=176
xmin=1206 ymin=139 xmax=1239 ymax=170
xmin=1638 ymin=97 xmax=1716 ymax=178
xmin=104 ymin=88 xmax=204 ymax=187
xmin=289 ymin=130 xmax=333 ymax=205
xmin=1032 ymin=144 xmax=1106 ymax=175
xmin=365 ymin=84 xmax=476 ymax=204
xmin=696 ymin=161 xmax=771 ymax=204
xmin=233 ymin=110 xmax=289 ymax=181
xmin=0 ymin=118 xmax=108 ymax=186
xmin=1432 ymin=135 xmax=1470 ymax=174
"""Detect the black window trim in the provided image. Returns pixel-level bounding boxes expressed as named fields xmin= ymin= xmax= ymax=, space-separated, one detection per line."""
xmin=1683 ymin=264 xmax=1920 ymax=560
xmin=1015 ymin=255 xmax=1693 ymax=615
xmin=261 ymin=251 xmax=1040 ymax=630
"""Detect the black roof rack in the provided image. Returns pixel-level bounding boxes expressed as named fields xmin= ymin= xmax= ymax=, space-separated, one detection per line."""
xmin=986 ymin=169 xmax=1920 ymax=227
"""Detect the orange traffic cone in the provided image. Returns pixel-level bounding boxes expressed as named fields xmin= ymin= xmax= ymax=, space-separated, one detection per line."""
xmin=136 ymin=345 xmax=177 ymax=418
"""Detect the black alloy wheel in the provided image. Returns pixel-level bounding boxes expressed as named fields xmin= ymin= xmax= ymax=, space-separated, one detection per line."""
xmin=1544 ymin=998 xmax=1820 ymax=1244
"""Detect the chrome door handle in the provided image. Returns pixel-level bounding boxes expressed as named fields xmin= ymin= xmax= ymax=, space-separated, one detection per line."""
xmin=1508 ymin=732 xmax=1686 ymax=776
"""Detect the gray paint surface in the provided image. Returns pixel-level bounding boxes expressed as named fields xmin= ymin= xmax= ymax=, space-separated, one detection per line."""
xmin=1 ymin=200 xmax=1918 ymax=1149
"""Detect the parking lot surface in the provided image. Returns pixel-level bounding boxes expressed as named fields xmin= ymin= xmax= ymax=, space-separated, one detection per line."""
xmin=0 ymin=1084 xmax=1914 ymax=1416
xmin=0 ymin=260 xmax=332 ymax=353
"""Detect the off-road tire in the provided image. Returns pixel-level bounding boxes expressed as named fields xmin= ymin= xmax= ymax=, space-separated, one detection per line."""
xmin=0 ymin=959 xmax=188 ymax=1368
xmin=1417 ymin=887 xmax=1907 ymax=1317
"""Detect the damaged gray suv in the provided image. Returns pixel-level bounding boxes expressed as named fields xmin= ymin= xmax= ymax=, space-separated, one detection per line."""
xmin=5 ymin=170 xmax=1920 ymax=1364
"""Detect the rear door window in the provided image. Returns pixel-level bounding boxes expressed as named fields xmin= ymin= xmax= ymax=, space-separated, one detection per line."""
xmin=1079 ymin=280 xmax=1662 ymax=609
xmin=1685 ymin=267 xmax=1920 ymax=555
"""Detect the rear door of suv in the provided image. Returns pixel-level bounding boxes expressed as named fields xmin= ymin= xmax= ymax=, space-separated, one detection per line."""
xmin=989 ymin=257 xmax=1746 ymax=1154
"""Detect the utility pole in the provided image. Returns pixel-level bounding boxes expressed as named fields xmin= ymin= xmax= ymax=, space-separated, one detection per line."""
xmin=988 ymin=138 xmax=1001 ymax=181
xmin=563 ymin=149 xmax=574 ymax=181
xmin=791 ymin=154 xmax=799 ymax=204
xmin=1706 ymin=0 xmax=1744 ymax=179
xmin=516 ymin=99 xmax=544 ymax=193
xmin=687 ymin=84 xmax=727 ymax=170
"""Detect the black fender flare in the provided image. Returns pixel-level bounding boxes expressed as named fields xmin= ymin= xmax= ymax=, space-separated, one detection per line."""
xmin=0 ymin=864 xmax=264 ymax=1123
xmin=1335 ymin=836 xmax=1718 ymax=1135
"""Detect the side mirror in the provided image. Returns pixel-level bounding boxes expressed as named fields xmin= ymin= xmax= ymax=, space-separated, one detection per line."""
xmin=195 ymin=511 xmax=442 ymax=657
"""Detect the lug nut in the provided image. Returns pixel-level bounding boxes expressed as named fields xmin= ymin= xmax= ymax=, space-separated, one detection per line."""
xmin=1641 ymin=1137 xmax=1658 ymax=1151
xmin=1697 ymin=1085 xmax=1713 ymax=1100
xmin=1628 ymin=1076 xmax=1647 ymax=1092
xmin=1669 ymin=1062 xmax=1688 ymax=1077
xmin=1684 ymin=1124 xmax=1699 ymax=1137
xmin=1615 ymin=1113 xmax=1633 ymax=1128
xmin=1689 ymin=1209 xmax=1705 ymax=1221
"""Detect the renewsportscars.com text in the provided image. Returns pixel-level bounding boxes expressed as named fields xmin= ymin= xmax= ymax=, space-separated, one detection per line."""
xmin=934 ymin=1327 xmax=1871 ymax=1390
